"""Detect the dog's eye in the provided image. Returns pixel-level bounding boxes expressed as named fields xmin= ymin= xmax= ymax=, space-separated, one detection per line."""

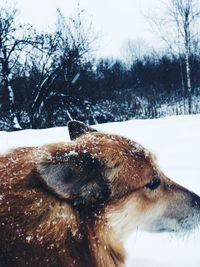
xmin=145 ymin=178 xmax=161 ymax=190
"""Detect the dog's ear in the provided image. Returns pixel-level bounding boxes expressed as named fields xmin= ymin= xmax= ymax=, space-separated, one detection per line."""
xmin=68 ymin=120 xmax=97 ymax=140
xmin=37 ymin=152 xmax=110 ymax=208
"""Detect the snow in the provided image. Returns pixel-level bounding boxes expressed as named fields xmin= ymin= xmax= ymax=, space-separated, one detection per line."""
xmin=8 ymin=85 xmax=14 ymax=103
xmin=0 ymin=114 xmax=200 ymax=266
xmin=13 ymin=116 xmax=22 ymax=130
xmin=0 ymin=126 xmax=70 ymax=154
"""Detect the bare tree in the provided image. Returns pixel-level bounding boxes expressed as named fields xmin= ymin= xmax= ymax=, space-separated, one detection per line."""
xmin=122 ymin=39 xmax=150 ymax=66
xmin=29 ymin=8 xmax=96 ymax=128
xmin=148 ymin=0 xmax=200 ymax=114
xmin=0 ymin=5 xmax=38 ymax=129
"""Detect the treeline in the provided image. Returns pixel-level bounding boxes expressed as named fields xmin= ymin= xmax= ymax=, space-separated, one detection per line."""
xmin=0 ymin=6 xmax=200 ymax=130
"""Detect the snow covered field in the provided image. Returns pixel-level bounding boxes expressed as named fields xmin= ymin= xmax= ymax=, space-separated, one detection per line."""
xmin=0 ymin=115 xmax=200 ymax=267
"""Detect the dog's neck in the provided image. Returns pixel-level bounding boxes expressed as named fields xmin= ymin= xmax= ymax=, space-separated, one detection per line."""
xmin=82 ymin=214 xmax=126 ymax=267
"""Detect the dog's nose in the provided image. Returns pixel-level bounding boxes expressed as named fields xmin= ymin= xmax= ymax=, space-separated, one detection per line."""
xmin=190 ymin=191 xmax=200 ymax=210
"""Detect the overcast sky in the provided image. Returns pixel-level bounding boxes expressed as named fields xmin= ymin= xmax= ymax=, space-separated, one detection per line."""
xmin=1 ymin=0 xmax=162 ymax=58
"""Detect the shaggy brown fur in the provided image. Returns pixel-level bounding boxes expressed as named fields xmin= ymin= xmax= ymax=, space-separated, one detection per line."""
xmin=0 ymin=121 xmax=199 ymax=267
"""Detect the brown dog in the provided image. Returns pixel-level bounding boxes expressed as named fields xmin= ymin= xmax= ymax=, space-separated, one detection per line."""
xmin=0 ymin=121 xmax=199 ymax=267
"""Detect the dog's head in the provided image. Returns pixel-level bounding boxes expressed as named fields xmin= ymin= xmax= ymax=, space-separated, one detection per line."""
xmin=37 ymin=121 xmax=200 ymax=238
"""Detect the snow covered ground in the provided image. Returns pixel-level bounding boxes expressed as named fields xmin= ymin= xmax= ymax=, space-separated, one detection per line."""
xmin=0 ymin=115 xmax=200 ymax=267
